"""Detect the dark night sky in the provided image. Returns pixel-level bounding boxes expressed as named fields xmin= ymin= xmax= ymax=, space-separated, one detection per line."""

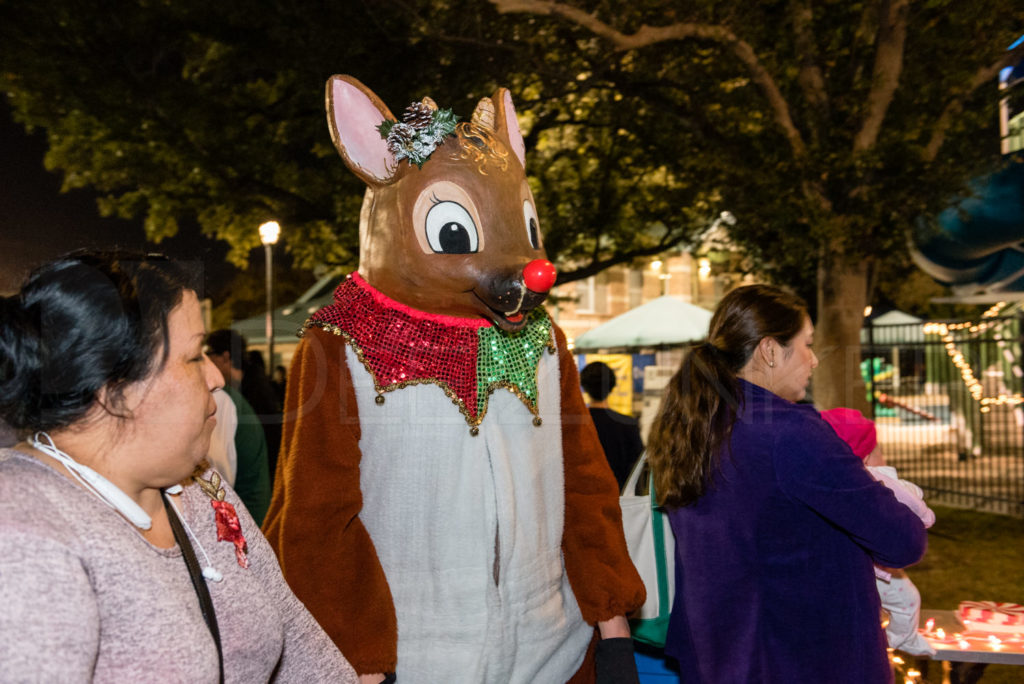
xmin=0 ymin=103 xmax=236 ymax=296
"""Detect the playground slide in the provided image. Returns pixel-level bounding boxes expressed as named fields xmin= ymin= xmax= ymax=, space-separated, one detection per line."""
xmin=910 ymin=160 xmax=1024 ymax=294
xmin=876 ymin=392 xmax=937 ymax=421
xmin=861 ymin=360 xmax=938 ymax=421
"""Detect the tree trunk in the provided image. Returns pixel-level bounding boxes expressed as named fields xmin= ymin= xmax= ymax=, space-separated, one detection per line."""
xmin=814 ymin=253 xmax=870 ymax=413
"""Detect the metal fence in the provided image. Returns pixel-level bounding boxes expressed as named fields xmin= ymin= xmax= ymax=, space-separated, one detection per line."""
xmin=862 ymin=315 xmax=1024 ymax=517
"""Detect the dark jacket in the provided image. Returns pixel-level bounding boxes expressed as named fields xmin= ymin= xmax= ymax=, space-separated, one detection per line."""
xmin=588 ymin=407 xmax=643 ymax=491
xmin=224 ymin=386 xmax=272 ymax=526
xmin=665 ymin=380 xmax=927 ymax=683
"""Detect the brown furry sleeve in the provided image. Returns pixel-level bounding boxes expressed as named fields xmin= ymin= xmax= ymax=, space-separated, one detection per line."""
xmin=262 ymin=328 xmax=397 ymax=674
xmin=555 ymin=325 xmax=646 ymax=623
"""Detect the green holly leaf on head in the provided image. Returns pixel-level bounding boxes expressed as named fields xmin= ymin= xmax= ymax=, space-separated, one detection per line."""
xmin=377 ymin=119 xmax=395 ymax=140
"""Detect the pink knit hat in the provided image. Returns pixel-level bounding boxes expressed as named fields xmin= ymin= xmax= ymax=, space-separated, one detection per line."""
xmin=820 ymin=407 xmax=877 ymax=460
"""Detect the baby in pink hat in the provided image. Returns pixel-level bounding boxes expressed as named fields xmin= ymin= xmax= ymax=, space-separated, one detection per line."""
xmin=820 ymin=407 xmax=936 ymax=656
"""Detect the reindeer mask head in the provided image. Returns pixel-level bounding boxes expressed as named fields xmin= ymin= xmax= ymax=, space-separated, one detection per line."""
xmin=326 ymin=75 xmax=557 ymax=333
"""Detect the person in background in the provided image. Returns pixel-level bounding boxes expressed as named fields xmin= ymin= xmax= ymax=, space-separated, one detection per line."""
xmin=207 ymin=382 xmax=239 ymax=485
xmin=271 ymin=364 xmax=287 ymax=408
xmin=646 ymin=283 xmax=927 ymax=683
xmin=821 ymin=407 xmax=936 ymax=657
xmin=205 ymin=329 xmax=272 ymax=525
xmin=580 ymin=361 xmax=644 ymax=490
xmin=242 ymin=349 xmax=283 ymax=483
xmin=241 ymin=350 xmax=282 ymax=483
xmin=0 ymin=250 xmax=357 ymax=681
xmin=243 ymin=350 xmax=282 ymax=413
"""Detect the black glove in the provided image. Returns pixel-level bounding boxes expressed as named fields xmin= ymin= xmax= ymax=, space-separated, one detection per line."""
xmin=595 ymin=637 xmax=639 ymax=684
xmin=381 ymin=674 xmax=397 ymax=684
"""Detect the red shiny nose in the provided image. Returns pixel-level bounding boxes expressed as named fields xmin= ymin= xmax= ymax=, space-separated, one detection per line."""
xmin=523 ymin=259 xmax=557 ymax=293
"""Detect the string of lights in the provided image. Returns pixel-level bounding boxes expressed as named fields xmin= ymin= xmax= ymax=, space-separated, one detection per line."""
xmin=888 ymin=651 xmax=923 ymax=683
xmin=921 ymin=302 xmax=1022 ymax=413
xmin=887 ymin=616 xmax=1024 ymax=682
xmin=919 ymin=617 xmax=1024 ymax=657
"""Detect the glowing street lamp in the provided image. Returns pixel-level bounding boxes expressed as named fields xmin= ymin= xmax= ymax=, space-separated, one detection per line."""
xmin=259 ymin=221 xmax=281 ymax=368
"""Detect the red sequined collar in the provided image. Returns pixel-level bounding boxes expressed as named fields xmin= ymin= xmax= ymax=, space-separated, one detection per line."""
xmin=303 ymin=273 xmax=556 ymax=427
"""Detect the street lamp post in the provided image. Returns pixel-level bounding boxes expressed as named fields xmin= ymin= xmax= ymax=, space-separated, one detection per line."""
xmin=258 ymin=221 xmax=281 ymax=369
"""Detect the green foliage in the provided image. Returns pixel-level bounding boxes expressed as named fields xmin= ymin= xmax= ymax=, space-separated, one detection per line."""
xmin=492 ymin=0 xmax=1022 ymax=292
xmin=209 ymin=262 xmax=318 ymax=330
xmin=874 ymin=265 xmax=985 ymax=321
xmin=1 ymin=0 xmax=1022 ymax=294
xmin=0 ymin=0 xmax=421 ymax=269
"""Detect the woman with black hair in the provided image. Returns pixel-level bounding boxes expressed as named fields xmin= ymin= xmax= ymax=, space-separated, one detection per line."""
xmin=647 ymin=284 xmax=927 ymax=683
xmin=0 ymin=251 xmax=356 ymax=682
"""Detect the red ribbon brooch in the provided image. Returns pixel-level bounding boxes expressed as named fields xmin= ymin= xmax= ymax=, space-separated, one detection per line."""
xmin=195 ymin=471 xmax=249 ymax=569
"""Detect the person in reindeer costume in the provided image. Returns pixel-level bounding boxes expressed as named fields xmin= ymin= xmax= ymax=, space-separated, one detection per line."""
xmin=263 ymin=75 xmax=645 ymax=684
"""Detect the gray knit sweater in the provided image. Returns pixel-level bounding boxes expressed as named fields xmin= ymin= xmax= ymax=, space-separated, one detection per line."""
xmin=0 ymin=447 xmax=358 ymax=683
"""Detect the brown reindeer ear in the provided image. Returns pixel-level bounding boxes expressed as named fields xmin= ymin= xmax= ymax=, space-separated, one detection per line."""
xmin=489 ymin=88 xmax=527 ymax=170
xmin=326 ymin=75 xmax=398 ymax=186
xmin=471 ymin=96 xmax=496 ymax=131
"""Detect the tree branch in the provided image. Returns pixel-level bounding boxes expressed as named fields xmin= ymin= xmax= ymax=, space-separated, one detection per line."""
xmin=789 ymin=0 xmax=829 ymax=145
xmin=845 ymin=4 xmax=877 ymax=89
xmin=556 ymin=232 xmax=683 ymax=285
xmin=923 ymin=45 xmax=1024 ymax=162
xmin=489 ymin=0 xmax=808 ymax=158
xmin=853 ymin=0 xmax=909 ymax=152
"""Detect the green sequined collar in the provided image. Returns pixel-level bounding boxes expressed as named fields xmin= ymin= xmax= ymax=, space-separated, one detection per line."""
xmin=304 ymin=274 xmax=557 ymax=427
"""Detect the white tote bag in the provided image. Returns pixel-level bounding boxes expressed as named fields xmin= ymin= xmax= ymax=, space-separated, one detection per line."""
xmin=620 ymin=452 xmax=675 ymax=646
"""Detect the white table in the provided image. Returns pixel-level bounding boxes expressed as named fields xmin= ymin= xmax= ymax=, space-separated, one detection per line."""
xmin=914 ymin=610 xmax=1024 ymax=684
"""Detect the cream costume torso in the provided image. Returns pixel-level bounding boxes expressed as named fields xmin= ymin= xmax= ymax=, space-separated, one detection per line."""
xmin=349 ymin=343 xmax=591 ymax=682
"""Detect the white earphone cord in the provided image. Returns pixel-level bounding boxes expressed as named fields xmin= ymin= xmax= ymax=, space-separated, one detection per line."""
xmin=31 ymin=432 xmax=153 ymax=530
xmin=163 ymin=493 xmax=223 ymax=583
xmin=31 ymin=432 xmax=222 ymax=582
xmin=33 ymin=433 xmax=107 ymax=503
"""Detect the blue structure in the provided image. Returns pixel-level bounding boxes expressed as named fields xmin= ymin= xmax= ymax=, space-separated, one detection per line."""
xmin=635 ymin=645 xmax=682 ymax=683
xmin=911 ymin=160 xmax=1024 ymax=294
xmin=910 ymin=47 xmax=1024 ymax=297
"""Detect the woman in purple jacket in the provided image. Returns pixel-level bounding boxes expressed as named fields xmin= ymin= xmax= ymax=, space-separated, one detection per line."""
xmin=647 ymin=284 xmax=927 ymax=683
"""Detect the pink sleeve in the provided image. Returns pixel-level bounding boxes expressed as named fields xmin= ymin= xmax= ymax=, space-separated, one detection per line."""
xmin=866 ymin=465 xmax=936 ymax=528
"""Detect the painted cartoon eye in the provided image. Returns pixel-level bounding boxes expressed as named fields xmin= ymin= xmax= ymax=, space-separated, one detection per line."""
xmin=523 ymin=200 xmax=541 ymax=249
xmin=425 ymin=201 xmax=479 ymax=254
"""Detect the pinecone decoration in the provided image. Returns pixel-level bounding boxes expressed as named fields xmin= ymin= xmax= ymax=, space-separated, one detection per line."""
xmin=403 ymin=101 xmax=434 ymax=130
xmin=377 ymin=101 xmax=458 ymax=168
xmin=386 ymin=122 xmax=415 ymax=156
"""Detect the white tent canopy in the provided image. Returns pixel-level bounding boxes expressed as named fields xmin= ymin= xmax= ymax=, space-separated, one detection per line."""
xmin=860 ymin=309 xmax=925 ymax=345
xmin=573 ymin=296 xmax=713 ymax=351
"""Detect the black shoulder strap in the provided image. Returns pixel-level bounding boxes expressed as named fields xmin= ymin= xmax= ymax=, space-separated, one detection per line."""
xmin=163 ymin=493 xmax=224 ymax=683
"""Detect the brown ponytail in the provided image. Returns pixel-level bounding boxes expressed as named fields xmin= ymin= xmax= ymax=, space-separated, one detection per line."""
xmin=647 ymin=284 xmax=807 ymax=507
